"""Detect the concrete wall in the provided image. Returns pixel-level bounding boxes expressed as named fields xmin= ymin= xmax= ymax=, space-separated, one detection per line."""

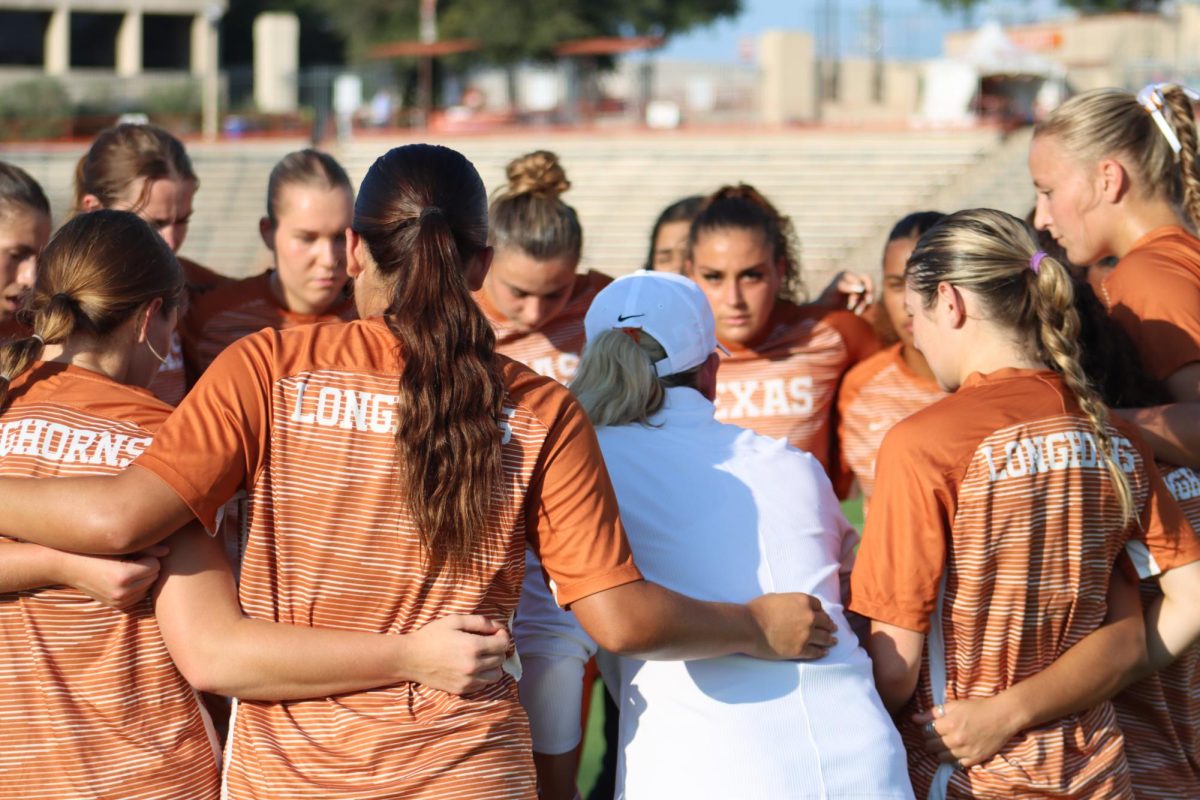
xmin=943 ymin=8 xmax=1198 ymax=90
xmin=252 ymin=12 xmax=298 ymax=113
xmin=759 ymin=30 xmax=817 ymax=124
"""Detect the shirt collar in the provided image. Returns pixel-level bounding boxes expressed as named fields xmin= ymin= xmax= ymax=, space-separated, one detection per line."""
xmin=647 ymin=385 xmax=716 ymax=426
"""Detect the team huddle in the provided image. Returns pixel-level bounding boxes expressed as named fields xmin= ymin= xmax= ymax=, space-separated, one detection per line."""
xmin=0 ymin=83 xmax=1197 ymax=800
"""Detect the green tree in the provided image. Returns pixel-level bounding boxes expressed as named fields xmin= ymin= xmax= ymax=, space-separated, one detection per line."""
xmin=931 ymin=0 xmax=1165 ymax=12
xmin=310 ymin=0 xmax=741 ymax=63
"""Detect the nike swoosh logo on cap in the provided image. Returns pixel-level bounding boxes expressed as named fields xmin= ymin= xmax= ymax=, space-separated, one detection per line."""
xmin=617 ymin=313 xmax=645 ymax=322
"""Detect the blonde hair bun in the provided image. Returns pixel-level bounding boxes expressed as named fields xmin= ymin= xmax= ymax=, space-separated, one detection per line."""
xmin=503 ymin=150 xmax=571 ymax=199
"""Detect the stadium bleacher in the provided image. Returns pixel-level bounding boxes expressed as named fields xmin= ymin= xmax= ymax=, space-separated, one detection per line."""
xmin=1 ymin=127 xmax=1028 ymax=289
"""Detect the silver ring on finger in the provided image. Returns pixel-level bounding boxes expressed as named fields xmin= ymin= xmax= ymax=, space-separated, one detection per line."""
xmin=934 ymin=703 xmax=945 ymax=718
xmin=923 ymin=721 xmax=937 ymax=735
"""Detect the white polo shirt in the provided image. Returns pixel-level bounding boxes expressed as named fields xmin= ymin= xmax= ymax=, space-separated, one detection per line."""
xmin=598 ymin=386 xmax=912 ymax=799
xmin=600 ymin=383 xmax=907 ymax=796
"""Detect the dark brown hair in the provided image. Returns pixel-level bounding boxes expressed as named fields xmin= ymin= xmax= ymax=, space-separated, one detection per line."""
xmin=265 ymin=148 xmax=353 ymax=226
xmin=0 ymin=161 xmax=51 ymax=218
xmin=688 ymin=184 xmax=805 ymax=300
xmin=489 ymin=150 xmax=583 ymax=265
xmin=353 ymin=144 xmax=505 ymax=574
xmin=646 ymin=194 xmax=706 ymax=270
xmin=73 ymin=124 xmax=197 ymax=213
xmin=0 ymin=209 xmax=183 ymax=409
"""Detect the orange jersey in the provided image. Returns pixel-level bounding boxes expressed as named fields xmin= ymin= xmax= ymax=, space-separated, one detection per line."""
xmin=134 ymin=318 xmax=641 ymax=799
xmin=0 ymin=363 xmax=219 ymax=799
xmin=1102 ymin=226 xmax=1200 ymax=382
xmin=850 ymin=368 xmax=1200 ymax=799
xmin=180 ymin=256 xmax=229 ymax=297
xmin=714 ymin=300 xmax=878 ymax=481
xmin=837 ymin=342 xmax=945 ymax=510
xmin=182 ymin=270 xmax=356 ymax=381
xmin=1114 ymin=462 xmax=1200 ymax=799
xmin=148 ymin=257 xmax=230 ymax=406
xmin=475 ymin=270 xmax=611 ymax=384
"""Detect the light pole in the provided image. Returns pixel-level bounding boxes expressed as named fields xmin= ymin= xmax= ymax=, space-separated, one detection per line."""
xmin=202 ymin=2 xmax=224 ymax=141
xmin=418 ymin=0 xmax=437 ymax=127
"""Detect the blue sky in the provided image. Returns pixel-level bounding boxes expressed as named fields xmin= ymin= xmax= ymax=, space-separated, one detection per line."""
xmin=660 ymin=0 xmax=1072 ymax=62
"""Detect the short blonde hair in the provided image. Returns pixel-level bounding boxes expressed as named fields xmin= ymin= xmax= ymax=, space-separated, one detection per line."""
xmin=571 ymin=329 xmax=700 ymax=428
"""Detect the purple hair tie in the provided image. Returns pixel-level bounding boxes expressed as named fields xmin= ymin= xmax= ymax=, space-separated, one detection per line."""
xmin=1030 ymin=251 xmax=1047 ymax=275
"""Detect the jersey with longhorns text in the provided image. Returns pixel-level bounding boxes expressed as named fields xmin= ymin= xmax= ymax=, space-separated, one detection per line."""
xmin=837 ymin=342 xmax=945 ymax=512
xmin=0 ymin=363 xmax=219 ymax=799
xmin=715 ymin=300 xmax=878 ymax=485
xmin=475 ymin=270 xmax=611 ymax=385
xmin=851 ymin=368 xmax=1200 ymax=799
xmin=134 ymin=317 xmax=641 ymax=799
xmin=1114 ymin=461 xmax=1200 ymax=799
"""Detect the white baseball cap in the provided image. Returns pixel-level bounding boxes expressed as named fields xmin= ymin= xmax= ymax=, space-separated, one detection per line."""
xmin=584 ymin=270 xmax=726 ymax=377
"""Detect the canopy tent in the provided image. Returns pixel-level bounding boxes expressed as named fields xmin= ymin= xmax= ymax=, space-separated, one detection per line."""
xmin=920 ymin=21 xmax=1065 ymax=125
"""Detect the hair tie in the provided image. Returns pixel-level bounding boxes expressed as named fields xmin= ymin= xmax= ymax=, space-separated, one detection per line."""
xmin=29 ymin=333 xmax=44 ymax=346
xmin=1136 ymin=83 xmax=1200 ymax=155
xmin=419 ymin=206 xmax=444 ymax=222
xmin=0 ymin=374 xmax=9 ymax=386
xmin=1029 ymin=251 xmax=1047 ymax=275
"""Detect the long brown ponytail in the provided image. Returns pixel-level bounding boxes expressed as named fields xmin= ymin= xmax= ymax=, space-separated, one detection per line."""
xmin=352 ymin=144 xmax=506 ymax=574
xmin=0 ymin=209 xmax=183 ymax=409
xmin=906 ymin=208 xmax=1134 ymax=523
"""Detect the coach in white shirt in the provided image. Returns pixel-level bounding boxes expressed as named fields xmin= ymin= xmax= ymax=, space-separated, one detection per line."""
xmin=517 ymin=271 xmax=913 ymax=799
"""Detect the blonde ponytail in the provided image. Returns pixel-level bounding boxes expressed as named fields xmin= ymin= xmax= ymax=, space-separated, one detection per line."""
xmin=1160 ymin=85 xmax=1200 ymax=230
xmin=1028 ymin=255 xmax=1134 ymax=523
xmin=907 ymin=208 xmax=1134 ymax=523
xmin=1036 ymin=85 xmax=1200 ymax=232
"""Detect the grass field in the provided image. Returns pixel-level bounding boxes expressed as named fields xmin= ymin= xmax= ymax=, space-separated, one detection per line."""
xmin=574 ymin=495 xmax=865 ymax=796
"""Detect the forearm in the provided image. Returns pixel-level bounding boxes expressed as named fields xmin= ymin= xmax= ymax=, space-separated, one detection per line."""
xmin=157 ymin=525 xmax=510 ymax=700
xmin=865 ymin=621 xmax=924 ymax=714
xmin=0 ymin=542 xmax=69 ymax=593
xmin=171 ymin=615 xmax=412 ymax=700
xmin=0 ymin=470 xmax=191 ymax=554
xmin=1142 ymin=560 xmax=1200 ymax=676
xmin=572 ymin=580 xmax=756 ymax=660
xmin=1115 ymin=403 xmax=1200 ymax=468
xmin=985 ymin=617 xmax=1144 ymax=733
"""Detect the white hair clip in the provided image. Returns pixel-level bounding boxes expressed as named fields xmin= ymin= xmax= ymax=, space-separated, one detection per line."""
xmin=1136 ymin=83 xmax=1200 ymax=155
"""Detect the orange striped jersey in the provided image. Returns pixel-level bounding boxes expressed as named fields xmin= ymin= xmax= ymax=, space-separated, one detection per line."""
xmin=475 ymin=270 xmax=611 ymax=384
xmin=1114 ymin=461 xmax=1200 ymax=799
xmin=133 ymin=317 xmax=642 ymax=799
xmin=182 ymin=270 xmax=355 ymax=381
xmin=1102 ymin=226 xmax=1200 ymax=382
xmin=0 ymin=362 xmax=219 ymax=799
xmin=714 ymin=300 xmax=878 ymax=483
xmin=148 ymin=256 xmax=230 ymax=406
xmin=850 ymin=368 xmax=1200 ymax=799
xmin=837 ymin=342 xmax=945 ymax=511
